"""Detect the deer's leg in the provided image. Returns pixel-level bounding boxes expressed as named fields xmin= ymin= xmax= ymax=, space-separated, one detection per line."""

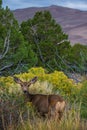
xmin=58 ymin=112 xmax=63 ymax=120
xmin=48 ymin=107 xmax=57 ymax=120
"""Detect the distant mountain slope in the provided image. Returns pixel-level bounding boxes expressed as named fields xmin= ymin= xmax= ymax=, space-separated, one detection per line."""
xmin=13 ymin=5 xmax=87 ymax=45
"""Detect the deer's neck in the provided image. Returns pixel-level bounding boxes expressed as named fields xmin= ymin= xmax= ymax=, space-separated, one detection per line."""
xmin=23 ymin=91 xmax=33 ymax=102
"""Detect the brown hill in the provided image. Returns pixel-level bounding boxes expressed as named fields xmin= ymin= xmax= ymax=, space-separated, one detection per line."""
xmin=13 ymin=5 xmax=87 ymax=45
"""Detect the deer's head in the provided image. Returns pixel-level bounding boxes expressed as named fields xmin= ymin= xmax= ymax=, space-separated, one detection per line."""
xmin=13 ymin=76 xmax=38 ymax=93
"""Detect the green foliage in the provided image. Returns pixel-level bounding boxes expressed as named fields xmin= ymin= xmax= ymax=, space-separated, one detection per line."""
xmin=79 ymin=81 xmax=87 ymax=118
xmin=0 ymin=0 xmax=2 ymax=8
xmin=1 ymin=8 xmax=87 ymax=76
xmin=0 ymin=6 xmax=37 ymax=76
xmin=21 ymin=11 xmax=71 ymax=71
xmin=67 ymin=44 xmax=87 ymax=73
xmin=21 ymin=12 xmax=87 ymax=73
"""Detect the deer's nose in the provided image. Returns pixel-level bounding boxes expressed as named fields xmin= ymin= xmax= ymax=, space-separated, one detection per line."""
xmin=24 ymin=91 xmax=27 ymax=94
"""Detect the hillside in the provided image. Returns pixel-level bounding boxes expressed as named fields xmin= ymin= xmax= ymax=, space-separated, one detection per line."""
xmin=13 ymin=5 xmax=87 ymax=45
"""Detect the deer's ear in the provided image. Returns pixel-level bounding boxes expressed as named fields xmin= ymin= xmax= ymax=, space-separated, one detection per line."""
xmin=27 ymin=76 xmax=38 ymax=86
xmin=31 ymin=76 xmax=38 ymax=83
xmin=13 ymin=76 xmax=22 ymax=84
xmin=30 ymin=76 xmax=38 ymax=84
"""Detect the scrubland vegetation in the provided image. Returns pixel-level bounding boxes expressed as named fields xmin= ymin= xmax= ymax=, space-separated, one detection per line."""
xmin=0 ymin=0 xmax=87 ymax=129
xmin=0 ymin=67 xmax=87 ymax=130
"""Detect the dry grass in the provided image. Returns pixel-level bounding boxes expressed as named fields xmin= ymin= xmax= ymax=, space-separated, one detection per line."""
xmin=5 ymin=108 xmax=87 ymax=130
xmin=0 ymin=75 xmax=87 ymax=130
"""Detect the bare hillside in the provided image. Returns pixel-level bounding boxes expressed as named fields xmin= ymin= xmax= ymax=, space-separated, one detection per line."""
xmin=13 ymin=5 xmax=87 ymax=45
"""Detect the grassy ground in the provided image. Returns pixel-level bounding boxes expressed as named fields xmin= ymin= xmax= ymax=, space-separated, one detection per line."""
xmin=0 ymin=68 xmax=87 ymax=130
xmin=2 ymin=107 xmax=87 ymax=130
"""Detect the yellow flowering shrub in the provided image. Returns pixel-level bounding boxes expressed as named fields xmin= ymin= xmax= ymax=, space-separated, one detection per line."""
xmin=0 ymin=67 xmax=81 ymax=100
xmin=28 ymin=67 xmax=46 ymax=80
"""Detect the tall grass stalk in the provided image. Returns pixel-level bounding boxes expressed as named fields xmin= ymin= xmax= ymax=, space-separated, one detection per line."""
xmin=6 ymin=107 xmax=87 ymax=130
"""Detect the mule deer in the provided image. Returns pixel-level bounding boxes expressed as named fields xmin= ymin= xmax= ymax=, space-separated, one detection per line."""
xmin=13 ymin=76 xmax=66 ymax=120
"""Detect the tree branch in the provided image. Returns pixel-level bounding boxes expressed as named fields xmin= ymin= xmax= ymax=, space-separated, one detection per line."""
xmin=56 ymin=39 xmax=69 ymax=45
xmin=0 ymin=30 xmax=10 ymax=60
xmin=0 ymin=63 xmax=13 ymax=71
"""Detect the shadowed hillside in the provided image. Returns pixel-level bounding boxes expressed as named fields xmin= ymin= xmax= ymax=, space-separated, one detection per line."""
xmin=13 ymin=5 xmax=87 ymax=45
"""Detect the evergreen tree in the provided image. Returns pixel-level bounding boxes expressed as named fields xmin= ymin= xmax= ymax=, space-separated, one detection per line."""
xmin=21 ymin=11 xmax=71 ymax=71
xmin=67 ymin=44 xmax=87 ymax=73
xmin=0 ymin=0 xmax=2 ymax=8
xmin=0 ymin=5 xmax=37 ymax=76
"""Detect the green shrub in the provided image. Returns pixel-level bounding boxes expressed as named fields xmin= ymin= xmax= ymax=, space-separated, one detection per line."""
xmin=79 ymin=81 xmax=87 ymax=118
